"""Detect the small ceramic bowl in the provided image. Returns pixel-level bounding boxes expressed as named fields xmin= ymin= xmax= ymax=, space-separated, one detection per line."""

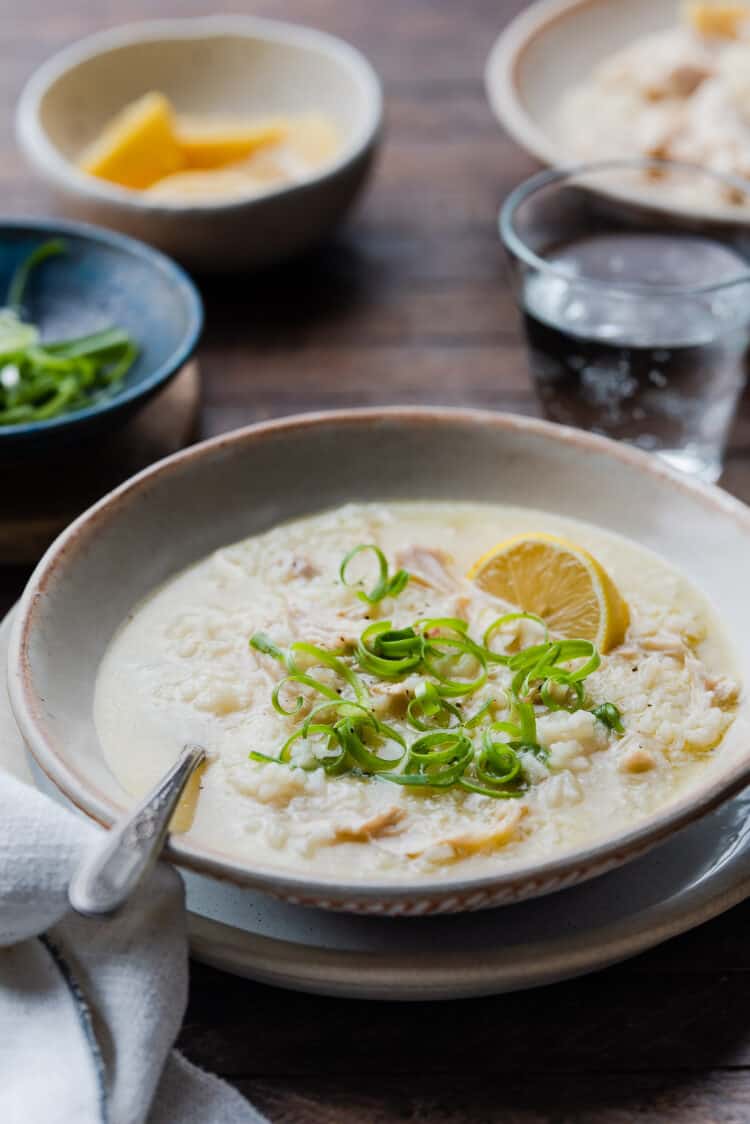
xmin=0 ymin=217 xmax=201 ymax=453
xmin=16 ymin=17 xmax=383 ymax=272
xmin=7 ymin=408 xmax=750 ymax=916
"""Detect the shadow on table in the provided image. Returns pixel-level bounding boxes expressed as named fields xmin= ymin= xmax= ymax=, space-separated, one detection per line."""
xmin=194 ymin=235 xmax=383 ymax=350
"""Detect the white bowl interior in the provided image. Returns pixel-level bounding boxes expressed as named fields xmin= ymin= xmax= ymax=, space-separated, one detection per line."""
xmin=35 ymin=23 xmax=375 ymax=168
xmin=512 ymin=0 xmax=672 ymax=142
xmin=11 ymin=412 xmax=750 ymax=890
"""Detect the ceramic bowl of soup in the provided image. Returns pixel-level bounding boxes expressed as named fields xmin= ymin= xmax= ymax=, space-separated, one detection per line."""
xmin=8 ymin=408 xmax=750 ymax=915
xmin=16 ymin=18 xmax=382 ymax=271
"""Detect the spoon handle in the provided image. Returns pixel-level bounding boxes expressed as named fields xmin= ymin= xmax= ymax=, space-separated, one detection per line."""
xmin=68 ymin=744 xmax=206 ymax=918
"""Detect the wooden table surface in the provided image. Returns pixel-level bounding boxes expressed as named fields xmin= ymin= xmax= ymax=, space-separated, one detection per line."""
xmin=4 ymin=1 xmax=750 ymax=1120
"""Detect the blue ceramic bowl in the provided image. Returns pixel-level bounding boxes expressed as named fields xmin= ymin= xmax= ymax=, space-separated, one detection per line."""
xmin=0 ymin=217 xmax=202 ymax=453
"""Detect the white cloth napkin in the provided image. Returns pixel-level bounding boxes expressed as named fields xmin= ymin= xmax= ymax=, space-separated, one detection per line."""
xmin=0 ymin=769 xmax=266 ymax=1124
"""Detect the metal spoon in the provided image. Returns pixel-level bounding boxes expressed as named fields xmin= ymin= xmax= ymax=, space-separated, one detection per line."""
xmin=68 ymin=743 xmax=206 ymax=918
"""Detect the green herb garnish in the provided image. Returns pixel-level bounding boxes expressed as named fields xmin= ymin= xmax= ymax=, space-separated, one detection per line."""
xmin=0 ymin=239 xmax=138 ymax=426
xmin=592 ymin=701 xmax=625 ymax=733
xmin=340 ymin=544 xmax=409 ymax=604
xmin=248 ymin=547 xmax=625 ymax=799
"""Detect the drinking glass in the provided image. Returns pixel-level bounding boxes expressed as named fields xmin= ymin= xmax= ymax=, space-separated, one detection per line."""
xmin=500 ymin=160 xmax=750 ymax=482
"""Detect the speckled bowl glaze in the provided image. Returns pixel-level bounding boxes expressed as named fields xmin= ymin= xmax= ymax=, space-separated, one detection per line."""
xmin=8 ymin=408 xmax=750 ymax=915
xmin=16 ymin=18 xmax=382 ymax=271
xmin=0 ymin=217 xmax=202 ymax=453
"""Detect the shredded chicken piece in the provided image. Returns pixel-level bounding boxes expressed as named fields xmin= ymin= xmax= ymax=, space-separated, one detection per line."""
xmin=332 ymin=806 xmax=406 ymax=843
xmin=640 ymin=632 xmax=690 ymax=656
xmin=450 ymin=592 xmax=473 ymax=621
xmin=644 ymin=61 xmax=711 ymax=100
xmin=598 ymin=28 xmax=713 ymax=100
xmin=276 ymin=554 xmax=319 ymax=582
xmin=284 ymin=601 xmax=363 ymax=649
xmin=407 ymin=804 xmax=526 ymax=860
xmin=618 ymin=632 xmax=690 ymax=662
xmin=705 ymin=673 xmax=740 ymax=708
xmin=619 ymin=746 xmax=657 ymax=774
xmin=683 ymin=654 xmax=739 ymax=709
xmin=639 ymin=103 xmax=688 ymax=159
xmin=395 ymin=545 xmax=458 ymax=593
xmin=370 ymin=676 xmax=421 ymax=720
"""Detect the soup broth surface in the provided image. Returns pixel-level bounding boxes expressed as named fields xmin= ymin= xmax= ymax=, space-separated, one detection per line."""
xmin=94 ymin=502 xmax=739 ymax=880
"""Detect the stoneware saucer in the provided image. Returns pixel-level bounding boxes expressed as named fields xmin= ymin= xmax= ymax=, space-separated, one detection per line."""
xmin=2 ymin=608 xmax=749 ymax=999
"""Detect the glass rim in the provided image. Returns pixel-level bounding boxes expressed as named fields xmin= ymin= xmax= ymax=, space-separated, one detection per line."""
xmin=499 ymin=158 xmax=750 ymax=297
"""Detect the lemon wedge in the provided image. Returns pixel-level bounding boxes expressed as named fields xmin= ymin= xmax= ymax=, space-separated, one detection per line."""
xmin=176 ymin=118 xmax=286 ymax=170
xmin=79 ymin=92 xmax=185 ymax=190
xmin=467 ymin=533 xmax=629 ymax=653
xmin=145 ymin=168 xmax=267 ymax=202
xmin=683 ymin=2 xmax=749 ymax=39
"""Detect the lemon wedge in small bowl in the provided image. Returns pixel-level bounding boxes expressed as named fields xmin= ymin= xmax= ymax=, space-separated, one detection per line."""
xmin=467 ymin=533 xmax=629 ymax=653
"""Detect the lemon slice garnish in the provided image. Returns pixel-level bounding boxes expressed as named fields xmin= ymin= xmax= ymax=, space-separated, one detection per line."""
xmin=79 ymin=92 xmax=184 ymax=190
xmin=467 ymin=533 xmax=629 ymax=653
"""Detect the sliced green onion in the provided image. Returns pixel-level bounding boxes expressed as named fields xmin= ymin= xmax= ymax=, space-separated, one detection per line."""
xmin=301 ymin=699 xmax=376 ymax=736
xmin=0 ymin=240 xmax=139 ymax=427
xmin=457 ymin=731 xmax=527 ymax=798
xmin=335 ymin=714 xmax=406 ymax=773
xmin=482 ymin=612 xmax=548 ymax=662
xmin=44 ymin=327 xmax=133 ymax=359
xmin=250 ymin=632 xmax=287 ymax=663
xmin=8 ymin=238 xmax=65 ymax=312
xmin=271 ymin=673 xmax=340 ymax=717
xmin=249 ymin=554 xmax=616 ymax=801
xmin=381 ymin=729 xmax=473 ymax=788
xmin=555 ymin=640 xmax=601 ymax=680
xmin=357 ymin=621 xmax=423 ymax=678
xmin=0 ymin=309 xmax=38 ymax=358
xmin=290 ymin=640 xmax=369 ymax=705
xmin=478 ymin=735 xmax=522 ymax=784
xmin=252 ymin=632 xmax=369 ymax=713
xmin=406 ymin=679 xmax=463 ymax=731
xmin=279 ymin=723 xmax=347 ymax=773
xmin=340 ymin=544 xmax=409 ymax=604
xmin=417 ymin=619 xmax=488 ymax=698
xmin=540 ymin=675 xmax=584 ymax=712
xmin=592 ymin=701 xmax=625 ymax=733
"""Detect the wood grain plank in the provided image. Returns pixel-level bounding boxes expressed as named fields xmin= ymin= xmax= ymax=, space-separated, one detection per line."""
xmin=179 ymin=960 xmax=750 ymax=1077
xmin=237 ymin=1072 xmax=750 ymax=1124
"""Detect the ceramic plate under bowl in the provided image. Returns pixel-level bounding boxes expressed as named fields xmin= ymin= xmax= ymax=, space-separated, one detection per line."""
xmin=2 ymin=609 xmax=749 ymax=998
xmin=484 ymin=0 xmax=750 ymax=224
xmin=7 ymin=408 xmax=750 ymax=915
xmin=0 ymin=217 xmax=202 ymax=453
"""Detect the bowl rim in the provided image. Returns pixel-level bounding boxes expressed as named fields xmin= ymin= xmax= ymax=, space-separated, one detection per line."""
xmin=484 ymin=0 xmax=582 ymax=169
xmin=9 ymin=405 xmax=750 ymax=904
xmin=499 ymin=158 xmax=750 ymax=295
xmin=16 ymin=15 xmax=384 ymax=215
xmin=0 ymin=215 xmax=203 ymax=438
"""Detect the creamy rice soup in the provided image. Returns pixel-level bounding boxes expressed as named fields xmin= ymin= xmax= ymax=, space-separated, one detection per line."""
xmin=558 ymin=4 xmax=750 ymax=203
xmin=94 ymin=502 xmax=739 ymax=881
